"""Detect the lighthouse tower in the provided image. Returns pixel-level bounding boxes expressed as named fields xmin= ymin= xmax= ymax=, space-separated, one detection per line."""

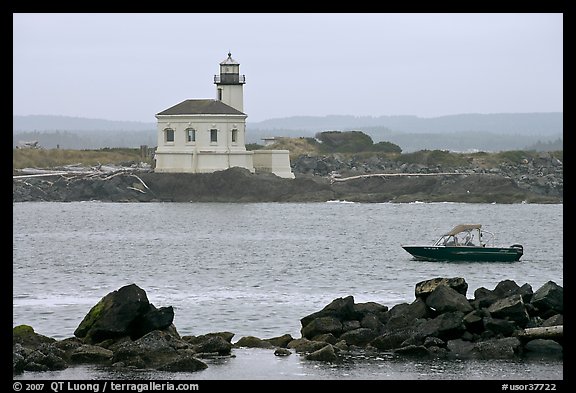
xmin=214 ymin=52 xmax=245 ymax=112
xmin=154 ymin=52 xmax=294 ymax=178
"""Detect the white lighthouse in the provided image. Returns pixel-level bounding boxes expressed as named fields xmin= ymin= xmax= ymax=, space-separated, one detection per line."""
xmin=154 ymin=53 xmax=294 ymax=179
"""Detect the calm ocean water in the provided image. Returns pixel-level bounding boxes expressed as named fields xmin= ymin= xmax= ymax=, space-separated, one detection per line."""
xmin=12 ymin=201 xmax=563 ymax=380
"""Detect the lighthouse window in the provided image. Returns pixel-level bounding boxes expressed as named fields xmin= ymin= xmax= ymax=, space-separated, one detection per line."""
xmin=231 ymin=129 xmax=238 ymax=143
xmin=164 ymin=128 xmax=174 ymax=143
xmin=218 ymin=88 xmax=222 ymax=101
xmin=186 ymin=128 xmax=196 ymax=142
xmin=210 ymin=129 xmax=218 ymax=143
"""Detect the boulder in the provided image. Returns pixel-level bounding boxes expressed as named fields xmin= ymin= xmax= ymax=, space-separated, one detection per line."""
xmin=523 ymin=339 xmax=563 ymax=358
xmin=473 ymin=337 xmax=522 ymax=359
xmin=234 ymin=336 xmax=274 ymax=349
xmin=415 ymin=277 xmax=468 ymax=300
xmin=483 ymin=317 xmax=518 ymax=337
xmin=425 ymin=285 xmax=473 ymax=314
xmin=493 ymin=280 xmax=533 ymax=303
xmin=264 ymin=333 xmax=294 ymax=348
xmin=487 ymin=294 xmax=530 ymax=327
xmin=531 ymin=281 xmax=563 ymax=315
xmin=69 ymin=345 xmax=113 ymax=364
xmin=385 ymin=298 xmax=430 ymax=330
xmin=74 ymin=284 xmax=168 ymax=343
xmin=413 ymin=311 xmax=466 ymax=341
xmin=300 ymin=295 xmax=356 ymax=328
xmin=339 ymin=328 xmax=378 ymax=346
xmin=301 ymin=316 xmax=343 ymax=339
xmin=111 ymin=330 xmax=206 ymax=371
xmin=305 ymin=344 xmax=337 ymax=362
xmin=13 ymin=325 xmax=56 ymax=349
xmin=287 ymin=338 xmax=329 ymax=353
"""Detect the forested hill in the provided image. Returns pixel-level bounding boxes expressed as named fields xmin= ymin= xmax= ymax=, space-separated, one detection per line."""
xmin=13 ymin=113 xmax=562 ymax=135
xmin=248 ymin=112 xmax=563 ymax=135
xmin=13 ymin=113 xmax=562 ymax=152
xmin=13 ymin=115 xmax=155 ymax=132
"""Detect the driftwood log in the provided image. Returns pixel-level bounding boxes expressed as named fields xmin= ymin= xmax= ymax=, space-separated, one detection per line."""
xmin=517 ymin=326 xmax=563 ymax=341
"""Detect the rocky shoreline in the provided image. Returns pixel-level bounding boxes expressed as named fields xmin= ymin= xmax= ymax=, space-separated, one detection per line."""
xmin=13 ymin=277 xmax=563 ymax=375
xmin=12 ymin=152 xmax=563 ymax=204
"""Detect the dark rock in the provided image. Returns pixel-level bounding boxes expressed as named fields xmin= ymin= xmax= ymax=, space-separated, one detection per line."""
xmin=300 ymin=295 xmax=356 ymax=328
xmin=305 ymin=344 xmax=337 ymax=361
xmin=132 ymin=306 xmax=175 ymax=340
xmin=156 ymin=355 xmax=208 ymax=372
xmin=473 ymin=337 xmax=522 ymax=359
xmin=483 ymin=317 xmax=518 ymax=337
xmin=69 ymin=345 xmax=113 ymax=364
xmin=74 ymin=284 xmax=152 ymax=343
xmin=287 ymin=338 xmax=329 ymax=353
xmin=311 ymin=333 xmax=338 ymax=344
xmin=385 ymin=298 xmax=430 ymax=331
xmin=339 ymin=328 xmax=378 ymax=346
xmin=13 ymin=344 xmax=27 ymax=374
xmin=111 ymin=330 xmax=202 ymax=371
xmin=460 ymin=331 xmax=475 ymax=342
xmin=274 ymin=348 xmax=292 ymax=356
xmin=25 ymin=344 xmax=68 ymax=371
xmin=541 ymin=314 xmax=563 ymax=327
xmin=264 ymin=334 xmax=294 ymax=348
xmin=190 ymin=336 xmax=232 ymax=355
xmin=353 ymin=302 xmax=389 ymax=321
xmin=334 ymin=340 xmax=349 ymax=351
xmin=471 ymin=287 xmax=499 ymax=309
xmin=414 ymin=311 xmax=466 ymax=341
xmin=428 ymin=346 xmax=449 ymax=358
xmin=487 ymin=294 xmax=530 ymax=327
xmin=24 ymin=362 xmax=49 ymax=372
xmin=531 ymin=281 xmax=563 ymax=315
xmin=463 ymin=310 xmax=487 ymax=333
xmin=493 ymin=280 xmax=533 ymax=303
xmin=415 ymin=277 xmax=469 ymax=299
xmin=446 ymin=338 xmax=477 ymax=359
xmin=425 ymin=285 xmax=473 ymax=314
xmin=394 ymin=345 xmax=431 ymax=357
xmin=13 ymin=325 xmax=56 ymax=348
xmin=360 ymin=314 xmax=384 ymax=331
xmin=523 ymin=339 xmax=563 ymax=358
xmin=53 ymin=337 xmax=84 ymax=354
xmin=183 ymin=331 xmax=235 ymax=344
xmin=370 ymin=329 xmax=415 ymax=351
xmin=423 ymin=336 xmax=445 ymax=348
xmin=234 ymin=336 xmax=274 ymax=349
xmin=342 ymin=320 xmax=361 ymax=332
xmin=301 ymin=316 xmax=343 ymax=339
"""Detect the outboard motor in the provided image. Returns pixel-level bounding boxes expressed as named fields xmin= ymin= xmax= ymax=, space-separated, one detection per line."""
xmin=510 ymin=244 xmax=524 ymax=256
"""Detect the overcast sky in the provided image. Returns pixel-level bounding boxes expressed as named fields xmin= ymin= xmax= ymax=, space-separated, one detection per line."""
xmin=13 ymin=13 xmax=563 ymax=123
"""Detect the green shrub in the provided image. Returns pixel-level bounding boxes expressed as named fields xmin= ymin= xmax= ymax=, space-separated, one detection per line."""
xmin=316 ymin=131 xmax=374 ymax=153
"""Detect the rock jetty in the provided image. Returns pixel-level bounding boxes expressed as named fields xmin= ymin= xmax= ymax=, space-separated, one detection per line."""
xmin=13 ymin=277 xmax=563 ymax=375
xmin=13 ymin=153 xmax=562 ymax=204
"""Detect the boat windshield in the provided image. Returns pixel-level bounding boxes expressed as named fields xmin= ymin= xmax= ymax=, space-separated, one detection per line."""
xmin=435 ymin=230 xmax=480 ymax=247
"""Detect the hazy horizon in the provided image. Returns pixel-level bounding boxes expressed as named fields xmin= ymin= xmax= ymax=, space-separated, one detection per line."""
xmin=12 ymin=110 xmax=565 ymax=126
xmin=13 ymin=13 xmax=563 ymax=123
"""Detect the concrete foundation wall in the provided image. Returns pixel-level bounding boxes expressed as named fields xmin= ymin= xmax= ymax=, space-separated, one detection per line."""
xmin=253 ymin=150 xmax=295 ymax=179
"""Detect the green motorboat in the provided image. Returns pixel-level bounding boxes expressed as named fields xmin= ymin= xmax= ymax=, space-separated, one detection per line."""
xmin=402 ymin=224 xmax=523 ymax=262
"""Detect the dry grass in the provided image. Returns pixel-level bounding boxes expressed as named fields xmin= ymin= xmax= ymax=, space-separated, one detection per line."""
xmin=261 ymin=137 xmax=320 ymax=160
xmin=13 ymin=148 xmax=151 ymax=170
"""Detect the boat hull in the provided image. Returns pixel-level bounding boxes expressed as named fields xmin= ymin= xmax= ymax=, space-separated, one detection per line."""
xmin=402 ymin=245 xmax=523 ymax=262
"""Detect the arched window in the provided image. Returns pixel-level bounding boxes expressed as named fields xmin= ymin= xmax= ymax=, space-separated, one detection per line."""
xmin=231 ymin=128 xmax=238 ymax=143
xmin=186 ymin=127 xmax=196 ymax=143
xmin=164 ymin=128 xmax=175 ymax=143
